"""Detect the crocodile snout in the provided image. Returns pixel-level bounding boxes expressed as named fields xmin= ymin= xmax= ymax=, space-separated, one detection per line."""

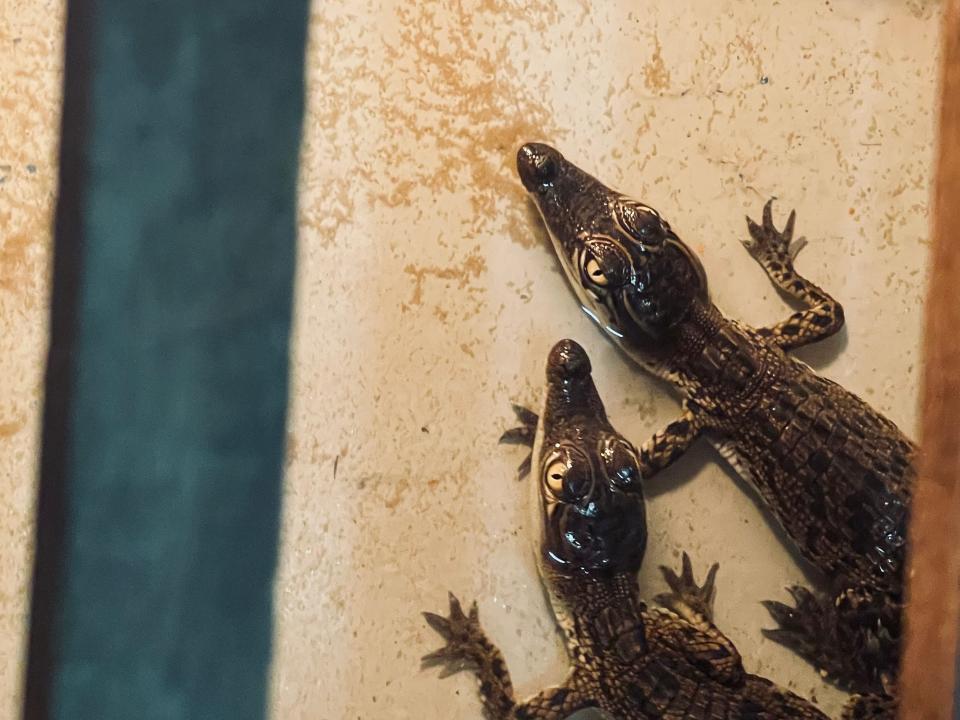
xmin=517 ymin=142 xmax=562 ymax=191
xmin=547 ymin=339 xmax=592 ymax=382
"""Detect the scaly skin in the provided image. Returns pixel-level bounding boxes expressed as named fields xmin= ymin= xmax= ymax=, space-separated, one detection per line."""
xmin=423 ymin=340 xmax=830 ymax=719
xmin=514 ymin=144 xmax=914 ymax=711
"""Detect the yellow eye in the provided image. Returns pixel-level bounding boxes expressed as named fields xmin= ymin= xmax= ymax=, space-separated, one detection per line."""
xmin=584 ymin=257 xmax=608 ymax=286
xmin=544 ymin=459 xmax=567 ymax=496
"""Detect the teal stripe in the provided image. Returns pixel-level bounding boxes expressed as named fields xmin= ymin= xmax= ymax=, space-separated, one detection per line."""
xmin=26 ymin=2 xmax=308 ymax=719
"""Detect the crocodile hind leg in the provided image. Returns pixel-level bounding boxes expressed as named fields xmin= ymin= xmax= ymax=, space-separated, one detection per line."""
xmin=422 ymin=592 xmax=593 ymax=719
xmin=743 ymin=199 xmax=845 ymax=351
xmin=842 ymin=691 xmax=897 ymax=720
xmin=762 ymin=583 xmax=901 ymax=695
xmin=652 ymin=552 xmax=744 ymax=684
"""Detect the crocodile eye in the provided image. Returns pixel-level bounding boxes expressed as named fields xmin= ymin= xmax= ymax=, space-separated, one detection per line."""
xmin=617 ymin=203 xmax=664 ymax=242
xmin=603 ymin=439 xmax=642 ymax=490
xmin=545 ymin=459 xmax=567 ymax=497
xmin=563 ymin=465 xmax=593 ymax=500
xmin=614 ymin=464 xmax=639 ymax=488
xmin=584 ymin=257 xmax=609 ymax=286
xmin=582 ymin=240 xmax=629 ymax=288
xmin=544 ymin=451 xmax=594 ymax=501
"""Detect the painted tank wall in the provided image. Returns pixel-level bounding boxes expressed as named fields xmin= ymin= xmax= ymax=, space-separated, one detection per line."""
xmin=0 ymin=1 xmax=941 ymax=718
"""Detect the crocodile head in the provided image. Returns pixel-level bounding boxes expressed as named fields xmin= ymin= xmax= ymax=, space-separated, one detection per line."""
xmin=533 ymin=339 xmax=647 ymax=578
xmin=517 ymin=143 xmax=708 ymax=374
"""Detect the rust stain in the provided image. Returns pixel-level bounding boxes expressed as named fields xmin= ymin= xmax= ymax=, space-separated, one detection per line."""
xmin=0 ymin=418 xmax=26 ymax=439
xmin=298 ymin=179 xmax=357 ymax=250
xmin=0 ymin=230 xmax=40 ymax=299
xmin=432 ymin=305 xmax=450 ymax=323
xmin=402 ymin=247 xmax=488 ymax=306
xmin=509 ymin=198 xmax=554 ymax=251
xmin=297 ymin=1 xmax=564 ymax=250
xmin=376 ymin=2 xmax=562 ymax=215
xmin=643 ymin=33 xmax=671 ymax=92
xmin=725 ymin=31 xmax=765 ymax=83
xmin=383 ymin=475 xmax=411 ymax=510
xmin=283 ymin=431 xmax=336 ymax=468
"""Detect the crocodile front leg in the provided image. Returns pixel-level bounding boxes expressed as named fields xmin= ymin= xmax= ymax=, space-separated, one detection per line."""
xmin=637 ymin=406 xmax=704 ymax=479
xmin=422 ymin=593 xmax=594 ymax=720
xmin=743 ymin=199 xmax=845 ymax=351
xmin=501 ymin=404 xmax=704 ymax=482
xmin=499 ymin=404 xmax=539 ymax=479
xmin=651 ymin=552 xmax=744 ymax=684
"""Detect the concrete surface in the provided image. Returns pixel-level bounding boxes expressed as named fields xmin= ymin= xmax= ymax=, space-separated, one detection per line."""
xmin=0 ymin=2 xmax=65 ymax=718
xmin=0 ymin=1 xmax=941 ymax=718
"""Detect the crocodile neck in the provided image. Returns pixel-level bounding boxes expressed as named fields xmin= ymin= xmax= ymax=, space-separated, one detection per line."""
xmin=543 ymin=569 xmax=648 ymax=663
xmin=660 ymin=300 xmax=783 ymax=411
xmin=642 ymin=299 xmax=726 ymax=387
xmin=673 ymin=300 xmax=728 ymax=360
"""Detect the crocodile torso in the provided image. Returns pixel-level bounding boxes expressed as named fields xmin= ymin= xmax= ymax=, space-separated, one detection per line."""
xmin=676 ymin=306 xmax=913 ymax=597
xmin=423 ymin=340 xmax=831 ymax=720
xmin=514 ymin=143 xmax=914 ymax=704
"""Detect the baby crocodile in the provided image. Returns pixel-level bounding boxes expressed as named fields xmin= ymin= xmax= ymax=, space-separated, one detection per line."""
xmin=423 ymin=339 xmax=830 ymax=719
xmin=514 ymin=143 xmax=914 ymax=703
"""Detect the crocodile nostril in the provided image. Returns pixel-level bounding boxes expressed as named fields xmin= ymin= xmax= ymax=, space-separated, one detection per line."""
xmin=517 ymin=142 xmax=560 ymax=191
xmin=547 ymin=339 xmax=592 ymax=380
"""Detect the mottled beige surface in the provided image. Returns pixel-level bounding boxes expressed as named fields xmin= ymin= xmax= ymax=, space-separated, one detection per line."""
xmin=0 ymin=0 xmax=64 ymax=716
xmin=0 ymin=1 xmax=941 ymax=719
xmin=275 ymin=1 xmax=939 ymax=718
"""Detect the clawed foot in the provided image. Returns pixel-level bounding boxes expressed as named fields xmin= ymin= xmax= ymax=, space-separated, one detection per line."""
xmin=498 ymin=403 xmax=539 ymax=479
xmin=766 ymin=585 xmax=898 ymax=694
xmin=655 ymin=551 xmax=719 ymax=622
xmin=422 ymin=592 xmax=487 ymax=678
xmin=744 ymin=199 xmax=807 ymax=266
xmin=762 ymin=585 xmax=835 ymax=670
